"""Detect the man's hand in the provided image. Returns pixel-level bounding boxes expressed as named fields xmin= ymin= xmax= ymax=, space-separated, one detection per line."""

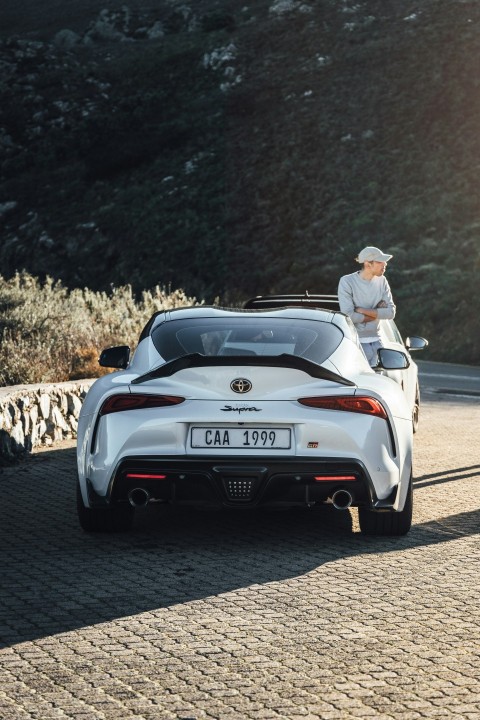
xmin=355 ymin=307 xmax=377 ymax=321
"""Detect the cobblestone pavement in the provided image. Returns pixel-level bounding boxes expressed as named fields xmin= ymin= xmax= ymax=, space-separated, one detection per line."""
xmin=0 ymin=398 xmax=479 ymax=720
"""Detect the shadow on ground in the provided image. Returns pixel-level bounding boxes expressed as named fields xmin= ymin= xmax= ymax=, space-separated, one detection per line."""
xmin=0 ymin=446 xmax=478 ymax=647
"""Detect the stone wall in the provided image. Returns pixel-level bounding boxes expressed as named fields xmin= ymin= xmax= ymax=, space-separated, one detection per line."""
xmin=0 ymin=380 xmax=95 ymax=460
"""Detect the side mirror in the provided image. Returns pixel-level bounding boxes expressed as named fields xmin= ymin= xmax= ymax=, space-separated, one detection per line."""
xmin=376 ymin=348 xmax=410 ymax=370
xmin=99 ymin=345 xmax=130 ymax=369
xmin=405 ymin=336 xmax=428 ymax=351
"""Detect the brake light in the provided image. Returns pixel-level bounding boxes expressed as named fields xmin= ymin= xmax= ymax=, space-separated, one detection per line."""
xmin=314 ymin=475 xmax=357 ymax=482
xmin=298 ymin=396 xmax=387 ymax=419
xmin=99 ymin=394 xmax=185 ymax=416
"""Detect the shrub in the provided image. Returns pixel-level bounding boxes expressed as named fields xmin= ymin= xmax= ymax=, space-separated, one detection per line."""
xmin=0 ymin=272 xmax=200 ymax=386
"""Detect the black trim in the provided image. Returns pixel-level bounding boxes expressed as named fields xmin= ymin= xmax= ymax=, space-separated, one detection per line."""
xmin=138 ymin=311 xmax=165 ymax=342
xmin=86 ymin=455 xmax=398 ymax=510
xmin=131 ymin=353 xmax=356 ymax=386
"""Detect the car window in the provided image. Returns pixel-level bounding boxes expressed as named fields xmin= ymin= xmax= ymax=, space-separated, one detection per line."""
xmin=151 ymin=318 xmax=344 ymax=364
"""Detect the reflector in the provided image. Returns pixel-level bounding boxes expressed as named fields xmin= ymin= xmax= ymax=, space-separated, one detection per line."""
xmin=126 ymin=473 xmax=167 ymax=479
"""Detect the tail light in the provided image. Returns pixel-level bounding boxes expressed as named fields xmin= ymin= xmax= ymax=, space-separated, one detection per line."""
xmin=100 ymin=394 xmax=185 ymax=416
xmin=298 ymin=395 xmax=387 ymax=419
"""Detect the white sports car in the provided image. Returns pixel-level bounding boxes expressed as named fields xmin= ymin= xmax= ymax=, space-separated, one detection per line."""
xmin=77 ymin=296 xmax=427 ymax=535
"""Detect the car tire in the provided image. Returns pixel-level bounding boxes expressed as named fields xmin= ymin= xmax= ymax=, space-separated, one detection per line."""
xmin=358 ymin=473 xmax=413 ymax=536
xmin=412 ymin=383 xmax=420 ymax=433
xmin=76 ymin=481 xmax=135 ymax=532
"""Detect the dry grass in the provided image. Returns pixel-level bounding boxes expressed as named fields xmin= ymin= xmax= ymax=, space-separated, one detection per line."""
xmin=0 ymin=272 xmax=199 ymax=386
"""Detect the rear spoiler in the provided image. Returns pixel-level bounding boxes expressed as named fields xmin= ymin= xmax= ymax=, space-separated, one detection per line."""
xmin=131 ymin=353 xmax=355 ymax=386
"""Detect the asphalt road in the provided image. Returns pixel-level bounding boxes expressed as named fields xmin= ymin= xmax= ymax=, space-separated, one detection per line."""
xmin=0 ymin=370 xmax=479 ymax=719
xmin=417 ymin=359 xmax=480 ymax=400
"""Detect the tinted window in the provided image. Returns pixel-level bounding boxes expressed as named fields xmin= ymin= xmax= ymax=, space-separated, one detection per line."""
xmin=151 ymin=317 xmax=343 ymax=364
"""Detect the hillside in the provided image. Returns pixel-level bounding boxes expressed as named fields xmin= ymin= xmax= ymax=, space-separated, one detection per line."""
xmin=1 ymin=0 xmax=479 ymax=362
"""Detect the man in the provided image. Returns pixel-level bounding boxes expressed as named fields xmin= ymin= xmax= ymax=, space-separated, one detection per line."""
xmin=338 ymin=246 xmax=396 ymax=367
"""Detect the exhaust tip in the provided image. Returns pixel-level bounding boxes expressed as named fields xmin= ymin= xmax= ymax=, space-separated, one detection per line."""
xmin=128 ymin=487 xmax=150 ymax=507
xmin=331 ymin=489 xmax=353 ymax=510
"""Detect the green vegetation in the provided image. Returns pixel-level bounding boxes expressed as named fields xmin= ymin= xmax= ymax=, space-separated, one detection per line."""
xmin=0 ymin=0 xmax=479 ymax=370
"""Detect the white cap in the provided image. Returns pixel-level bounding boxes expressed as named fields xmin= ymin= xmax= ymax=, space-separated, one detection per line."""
xmin=356 ymin=246 xmax=393 ymax=263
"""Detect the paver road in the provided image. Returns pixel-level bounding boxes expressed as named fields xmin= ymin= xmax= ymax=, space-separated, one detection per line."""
xmin=0 ymin=395 xmax=479 ymax=719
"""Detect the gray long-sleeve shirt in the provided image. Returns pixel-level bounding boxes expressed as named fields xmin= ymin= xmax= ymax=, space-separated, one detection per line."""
xmin=337 ymin=271 xmax=396 ymax=340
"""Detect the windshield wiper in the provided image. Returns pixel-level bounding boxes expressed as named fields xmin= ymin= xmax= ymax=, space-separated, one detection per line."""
xmin=131 ymin=353 xmax=355 ymax=386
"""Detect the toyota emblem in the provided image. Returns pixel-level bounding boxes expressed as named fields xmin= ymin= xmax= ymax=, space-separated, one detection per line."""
xmin=230 ymin=378 xmax=252 ymax=394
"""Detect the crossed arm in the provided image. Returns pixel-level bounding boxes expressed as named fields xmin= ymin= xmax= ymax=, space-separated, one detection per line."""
xmin=355 ymin=301 xmax=387 ymax=322
xmin=338 ymin=277 xmax=396 ymax=324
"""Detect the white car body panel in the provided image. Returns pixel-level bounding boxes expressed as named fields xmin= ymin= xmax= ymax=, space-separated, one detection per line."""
xmin=77 ymin=304 xmax=425 ymax=535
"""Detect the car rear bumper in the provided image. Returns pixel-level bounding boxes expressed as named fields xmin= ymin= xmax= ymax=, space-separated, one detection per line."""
xmin=85 ymin=455 xmax=399 ymax=510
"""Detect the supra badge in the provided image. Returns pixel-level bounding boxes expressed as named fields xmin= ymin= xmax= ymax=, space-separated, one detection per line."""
xmin=230 ymin=378 xmax=252 ymax=394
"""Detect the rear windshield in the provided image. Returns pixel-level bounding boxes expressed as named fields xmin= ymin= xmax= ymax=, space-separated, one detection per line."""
xmin=151 ymin=317 xmax=343 ymax=364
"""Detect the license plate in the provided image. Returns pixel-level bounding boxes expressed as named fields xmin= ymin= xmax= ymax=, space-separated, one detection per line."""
xmin=191 ymin=427 xmax=291 ymax=449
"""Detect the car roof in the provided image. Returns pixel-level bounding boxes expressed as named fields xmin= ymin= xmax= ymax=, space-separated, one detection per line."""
xmin=164 ymin=305 xmax=337 ymax=322
xmin=139 ymin=297 xmax=355 ymax=344
xmin=138 ymin=304 xmax=355 ymax=343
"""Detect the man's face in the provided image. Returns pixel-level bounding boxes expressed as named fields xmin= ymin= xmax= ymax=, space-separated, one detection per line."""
xmin=368 ymin=260 xmax=387 ymax=276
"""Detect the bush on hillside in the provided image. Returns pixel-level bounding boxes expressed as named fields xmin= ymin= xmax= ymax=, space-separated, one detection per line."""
xmin=0 ymin=272 xmax=199 ymax=386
